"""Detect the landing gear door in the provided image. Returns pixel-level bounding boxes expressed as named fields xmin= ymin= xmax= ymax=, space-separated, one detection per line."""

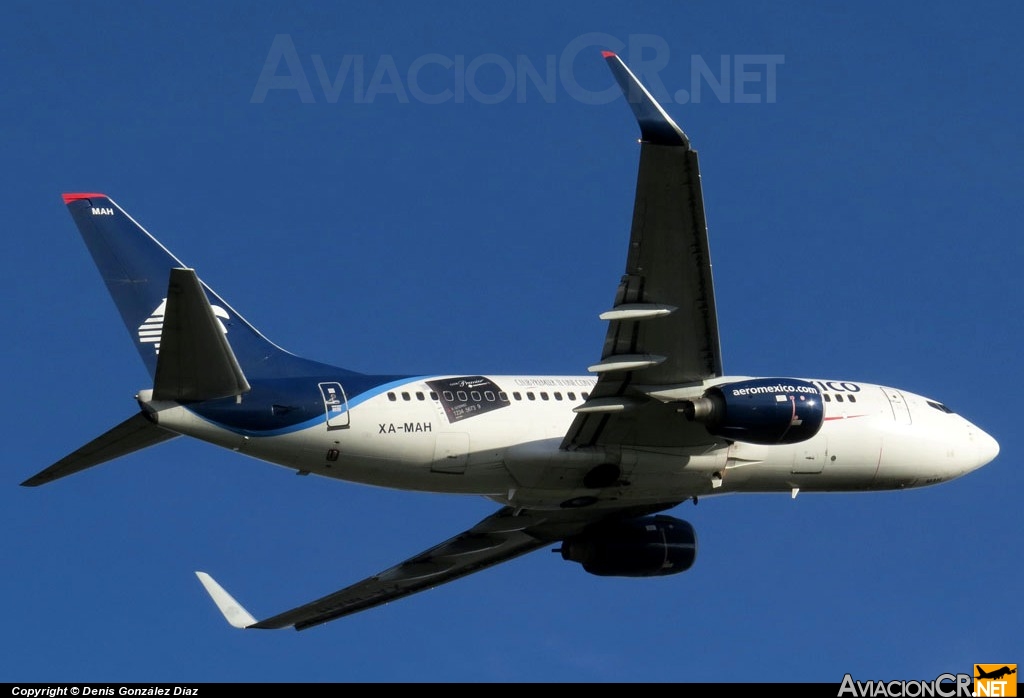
xmin=319 ymin=382 xmax=350 ymax=430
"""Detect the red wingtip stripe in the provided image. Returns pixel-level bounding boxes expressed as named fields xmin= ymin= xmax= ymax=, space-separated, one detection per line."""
xmin=62 ymin=192 xmax=107 ymax=204
xmin=601 ymin=50 xmax=616 ymax=58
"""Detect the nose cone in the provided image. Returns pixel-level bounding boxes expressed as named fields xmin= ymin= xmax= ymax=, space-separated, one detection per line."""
xmin=974 ymin=427 xmax=1000 ymax=470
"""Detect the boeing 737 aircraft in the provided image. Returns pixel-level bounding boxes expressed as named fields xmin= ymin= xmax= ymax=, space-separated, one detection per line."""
xmin=23 ymin=53 xmax=999 ymax=630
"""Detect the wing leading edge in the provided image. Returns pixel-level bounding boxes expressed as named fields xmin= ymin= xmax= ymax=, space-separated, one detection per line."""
xmin=562 ymin=52 xmax=723 ymax=451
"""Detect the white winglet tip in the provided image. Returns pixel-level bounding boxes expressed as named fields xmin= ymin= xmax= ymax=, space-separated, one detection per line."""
xmin=195 ymin=571 xmax=258 ymax=629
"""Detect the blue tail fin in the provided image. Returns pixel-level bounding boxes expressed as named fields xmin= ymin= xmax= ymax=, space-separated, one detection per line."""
xmin=62 ymin=193 xmax=315 ymax=381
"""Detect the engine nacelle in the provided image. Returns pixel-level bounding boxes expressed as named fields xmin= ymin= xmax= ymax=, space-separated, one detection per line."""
xmin=558 ymin=515 xmax=697 ymax=577
xmin=680 ymin=377 xmax=824 ymax=445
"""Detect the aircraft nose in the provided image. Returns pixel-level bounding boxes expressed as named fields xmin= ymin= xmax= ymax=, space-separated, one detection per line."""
xmin=956 ymin=421 xmax=1000 ymax=476
xmin=974 ymin=427 xmax=1000 ymax=469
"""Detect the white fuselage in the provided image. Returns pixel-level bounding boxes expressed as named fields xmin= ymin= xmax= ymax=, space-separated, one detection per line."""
xmin=144 ymin=375 xmax=998 ymax=512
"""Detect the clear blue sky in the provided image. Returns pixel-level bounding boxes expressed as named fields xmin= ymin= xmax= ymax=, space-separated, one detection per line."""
xmin=3 ymin=0 xmax=1020 ymax=683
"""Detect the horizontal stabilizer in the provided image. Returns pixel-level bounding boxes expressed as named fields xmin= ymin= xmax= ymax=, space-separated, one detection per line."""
xmin=21 ymin=413 xmax=178 ymax=487
xmin=153 ymin=268 xmax=251 ymax=402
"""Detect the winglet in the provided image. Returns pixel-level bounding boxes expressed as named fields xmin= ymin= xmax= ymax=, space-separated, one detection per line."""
xmin=194 ymin=572 xmax=259 ymax=629
xmin=603 ymin=51 xmax=690 ymax=147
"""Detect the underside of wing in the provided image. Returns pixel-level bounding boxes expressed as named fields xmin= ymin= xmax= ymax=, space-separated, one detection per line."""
xmin=197 ymin=503 xmax=678 ymax=630
xmin=563 ymin=53 xmax=724 ymax=451
xmin=252 ymin=509 xmax=546 ymax=630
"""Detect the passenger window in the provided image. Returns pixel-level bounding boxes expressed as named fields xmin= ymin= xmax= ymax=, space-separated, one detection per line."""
xmin=836 ymin=394 xmax=844 ymax=403
xmin=401 ymin=392 xmax=410 ymax=401
xmin=513 ymin=392 xmax=521 ymax=400
xmin=568 ymin=392 xmax=576 ymax=400
xmin=387 ymin=392 xmax=397 ymax=401
xmin=527 ymin=392 xmax=536 ymax=400
xmin=541 ymin=392 xmax=549 ymax=400
xmin=554 ymin=392 xmax=563 ymax=400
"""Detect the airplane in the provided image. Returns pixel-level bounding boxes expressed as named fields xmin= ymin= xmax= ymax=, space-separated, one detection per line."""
xmin=23 ymin=52 xmax=999 ymax=631
xmin=976 ymin=667 xmax=1017 ymax=681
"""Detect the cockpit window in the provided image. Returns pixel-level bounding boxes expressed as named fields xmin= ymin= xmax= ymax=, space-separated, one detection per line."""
xmin=926 ymin=400 xmax=954 ymax=414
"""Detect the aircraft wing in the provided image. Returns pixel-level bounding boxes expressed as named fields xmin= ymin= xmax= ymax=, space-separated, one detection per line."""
xmin=562 ymin=52 xmax=723 ymax=451
xmin=197 ymin=502 xmax=673 ymax=630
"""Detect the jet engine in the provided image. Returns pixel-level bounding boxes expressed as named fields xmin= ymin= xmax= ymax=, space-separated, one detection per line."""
xmin=557 ymin=515 xmax=697 ymax=577
xmin=679 ymin=377 xmax=824 ymax=445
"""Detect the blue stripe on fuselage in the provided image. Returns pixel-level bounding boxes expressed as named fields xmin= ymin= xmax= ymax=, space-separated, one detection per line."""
xmin=186 ymin=373 xmax=422 ymax=437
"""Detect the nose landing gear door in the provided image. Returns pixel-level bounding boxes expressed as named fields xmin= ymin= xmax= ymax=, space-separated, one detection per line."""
xmin=319 ymin=382 xmax=350 ymax=430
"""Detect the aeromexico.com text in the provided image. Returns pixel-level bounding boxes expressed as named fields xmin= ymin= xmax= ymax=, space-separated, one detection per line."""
xmin=731 ymin=384 xmax=819 ymax=396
